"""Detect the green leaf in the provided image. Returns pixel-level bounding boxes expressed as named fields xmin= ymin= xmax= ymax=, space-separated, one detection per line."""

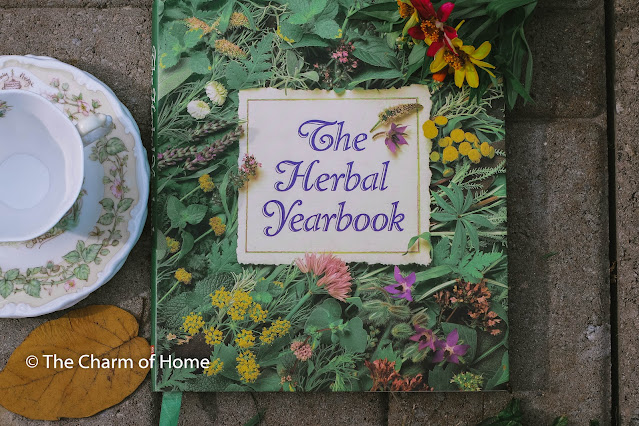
xmin=252 ymin=291 xmax=273 ymax=305
xmin=84 ymin=244 xmax=103 ymax=263
xmin=478 ymin=398 xmax=522 ymax=426
xmin=428 ymin=364 xmax=457 ymax=391
xmin=178 ymin=231 xmax=194 ymax=260
xmin=485 ymin=352 xmax=509 ymax=390
xmin=346 ymin=296 xmax=363 ymax=309
xmin=98 ymin=213 xmax=115 ymax=226
xmin=23 ymin=280 xmax=41 ymax=298
xmin=158 ymin=59 xmax=193 ymax=100
xmin=183 ymin=29 xmax=204 ymax=49
xmin=99 ymin=198 xmax=114 ymax=211
xmin=408 ymin=43 xmax=427 ymax=66
xmin=288 ymin=0 xmax=327 ymax=24
xmin=167 ymin=196 xmax=185 ymax=226
xmin=4 ymin=269 xmax=19 ymax=281
xmin=118 ymin=198 xmax=134 ymax=212
xmin=225 ymin=61 xmax=249 ymax=90
xmin=278 ymin=20 xmax=304 ymax=44
xmin=156 ymin=230 xmax=168 ymax=261
xmin=338 ymin=317 xmax=368 ymax=353
xmin=0 ymin=280 xmax=13 ymax=299
xmin=105 ymin=138 xmax=127 ymax=155
xmin=189 ymin=51 xmax=211 ymax=75
xmin=182 ymin=204 xmax=208 ymax=225
xmin=63 ymin=250 xmax=81 ymax=264
xmin=552 ymin=416 xmax=569 ymax=426
xmin=74 ymin=264 xmax=90 ymax=280
xmin=352 ymin=37 xmax=399 ymax=69
xmin=216 ymin=344 xmax=239 ymax=381
xmin=346 ymin=68 xmax=402 ymax=89
xmin=313 ymin=19 xmax=341 ymax=39
xmin=290 ymin=34 xmax=330 ymax=48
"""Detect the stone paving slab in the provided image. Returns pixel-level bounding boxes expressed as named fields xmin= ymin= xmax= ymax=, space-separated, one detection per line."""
xmin=613 ymin=9 xmax=639 ymax=426
xmin=0 ymin=0 xmax=151 ymax=7
xmin=512 ymin=7 xmax=606 ymax=119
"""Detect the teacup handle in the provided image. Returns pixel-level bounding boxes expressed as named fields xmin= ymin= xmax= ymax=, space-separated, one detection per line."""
xmin=75 ymin=113 xmax=114 ymax=148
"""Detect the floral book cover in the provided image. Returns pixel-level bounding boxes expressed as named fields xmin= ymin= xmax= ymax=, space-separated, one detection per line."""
xmin=152 ymin=0 xmax=516 ymax=393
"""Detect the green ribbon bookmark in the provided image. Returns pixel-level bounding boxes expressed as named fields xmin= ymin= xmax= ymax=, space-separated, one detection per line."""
xmin=159 ymin=392 xmax=183 ymax=426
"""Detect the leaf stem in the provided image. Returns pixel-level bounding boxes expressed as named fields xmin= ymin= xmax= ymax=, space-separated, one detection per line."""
xmin=158 ymin=280 xmax=180 ymax=305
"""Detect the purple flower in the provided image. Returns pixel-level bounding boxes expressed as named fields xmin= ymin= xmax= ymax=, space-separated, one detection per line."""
xmin=432 ymin=329 xmax=470 ymax=364
xmin=409 ymin=324 xmax=436 ymax=351
xmin=384 ymin=266 xmax=415 ymax=301
xmin=385 ymin=123 xmax=409 ymax=153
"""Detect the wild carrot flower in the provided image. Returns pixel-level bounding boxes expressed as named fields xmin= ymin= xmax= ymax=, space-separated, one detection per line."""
xmin=182 ymin=312 xmax=205 ymax=335
xmin=291 ymin=341 xmax=313 ymax=361
xmin=432 ymin=329 xmax=469 ymax=364
xmin=198 ymin=174 xmax=215 ymax=192
xmin=384 ymin=266 xmax=415 ymax=301
xmin=295 ymin=253 xmax=353 ymax=301
xmin=235 ymin=329 xmax=256 ymax=349
xmin=187 ymin=100 xmax=210 ymax=119
xmin=204 ymin=358 xmax=224 ymax=376
xmin=236 ymin=351 xmax=260 ymax=383
xmin=175 ymin=268 xmax=192 ymax=284
xmin=214 ymin=39 xmax=247 ymax=59
xmin=204 ymin=327 xmax=223 ymax=345
xmin=205 ymin=81 xmax=228 ymax=106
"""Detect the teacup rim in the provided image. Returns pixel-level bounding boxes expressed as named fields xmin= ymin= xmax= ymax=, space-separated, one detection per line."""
xmin=0 ymin=89 xmax=85 ymax=242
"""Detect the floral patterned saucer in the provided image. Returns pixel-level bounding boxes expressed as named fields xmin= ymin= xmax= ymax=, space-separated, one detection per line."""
xmin=0 ymin=55 xmax=149 ymax=318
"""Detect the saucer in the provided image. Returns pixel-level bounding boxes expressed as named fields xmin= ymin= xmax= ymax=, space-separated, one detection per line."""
xmin=0 ymin=55 xmax=150 ymax=318
xmin=0 ymin=89 xmax=84 ymax=242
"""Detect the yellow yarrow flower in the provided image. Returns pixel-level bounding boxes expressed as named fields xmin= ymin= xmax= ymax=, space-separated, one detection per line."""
xmin=204 ymin=327 xmax=223 ymax=346
xmin=236 ymin=351 xmax=260 ymax=383
xmin=442 ymin=145 xmax=459 ymax=163
xmin=450 ymin=129 xmax=465 ymax=143
xmin=249 ymin=303 xmax=268 ymax=323
xmin=434 ymin=116 xmax=448 ymax=126
xmin=204 ymin=358 xmax=224 ymax=376
xmin=468 ymin=149 xmax=482 ymax=164
xmin=480 ymin=142 xmax=493 ymax=157
xmin=235 ymin=329 xmax=256 ymax=349
xmin=211 ymin=287 xmax=232 ymax=309
xmin=166 ymin=237 xmax=180 ymax=253
xmin=260 ymin=318 xmax=291 ymax=345
xmin=430 ymin=151 xmax=441 ymax=162
xmin=175 ymin=268 xmax=192 ymax=284
xmin=209 ymin=217 xmax=226 ymax=236
xmin=465 ymin=132 xmax=479 ymax=143
xmin=458 ymin=141 xmax=472 ymax=156
xmin=438 ymin=136 xmax=453 ymax=148
xmin=199 ymin=174 xmax=215 ymax=192
xmin=182 ymin=312 xmax=205 ymax=335
xmin=422 ymin=120 xmax=438 ymax=139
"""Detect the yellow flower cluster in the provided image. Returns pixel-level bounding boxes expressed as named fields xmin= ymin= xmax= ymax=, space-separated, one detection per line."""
xmin=204 ymin=358 xmax=224 ymax=376
xmin=235 ymin=329 xmax=256 ymax=349
xmin=182 ymin=312 xmax=205 ymax=335
xmin=249 ymin=303 xmax=268 ymax=323
xmin=228 ymin=290 xmax=253 ymax=321
xmin=174 ymin=268 xmax=192 ymax=284
xmin=229 ymin=12 xmax=249 ymax=29
xmin=260 ymin=318 xmax=291 ymax=345
xmin=204 ymin=327 xmax=223 ymax=346
xmin=236 ymin=351 xmax=260 ymax=383
xmin=166 ymin=237 xmax=180 ymax=254
xmin=211 ymin=287 xmax=232 ymax=309
xmin=214 ymin=39 xmax=247 ymax=59
xmin=273 ymin=281 xmax=284 ymax=288
xmin=209 ymin=217 xmax=226 ymax=236
xmin=198 ymin=174 xmax=215 ymax=192
xmin=276 ymin=26 xmax=295 ymax=43
xmin=425 ymin=118 xmax=496 ymax=167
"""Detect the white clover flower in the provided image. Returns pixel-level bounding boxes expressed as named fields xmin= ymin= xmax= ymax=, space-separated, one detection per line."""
xmin=205 ymin=81 xmax=228 ymax=106
xmin=187 ymin=100 xmax=211 ymax=119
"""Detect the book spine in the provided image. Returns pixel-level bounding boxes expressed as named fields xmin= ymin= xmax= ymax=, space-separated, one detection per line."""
xmin=150 ymin=0 xmax=160 ymax=393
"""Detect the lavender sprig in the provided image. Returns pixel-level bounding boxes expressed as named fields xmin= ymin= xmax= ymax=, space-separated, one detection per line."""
xmin=190 ymin=119 xmax=236 ymax=143
xmin=184 ymin=127 xmax=244 ymax=171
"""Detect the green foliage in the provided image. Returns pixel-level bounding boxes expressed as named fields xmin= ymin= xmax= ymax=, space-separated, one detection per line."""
xmin=226 ymin=34 xmax=275 ymax=90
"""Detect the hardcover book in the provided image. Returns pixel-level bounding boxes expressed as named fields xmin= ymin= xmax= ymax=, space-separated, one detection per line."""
xmin=152 ymin=0 xmax=511 ymax=392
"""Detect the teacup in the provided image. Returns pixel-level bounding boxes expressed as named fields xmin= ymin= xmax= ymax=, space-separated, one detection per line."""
xmin=0 ymin=89 xmax=84 ymax=242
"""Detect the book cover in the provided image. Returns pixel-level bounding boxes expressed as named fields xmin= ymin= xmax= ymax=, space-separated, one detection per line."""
xmin=152 ymin=0 xmax=512 ymax=392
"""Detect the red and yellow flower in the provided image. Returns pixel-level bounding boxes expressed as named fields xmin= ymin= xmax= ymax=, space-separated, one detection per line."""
xmin=430 ymin=38 xmax=496 ymax=88
xmin=400 ymin=0 xmax=458 ymax=52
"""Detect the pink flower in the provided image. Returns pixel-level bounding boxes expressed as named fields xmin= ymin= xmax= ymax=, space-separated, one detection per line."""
xmin=77 ymin=99 xmax=90 ymax=116
xmin=432 ymin=329 xmax=469 ymax=364
xmin=409 ymin=325 xmax=436 ymax=351
xmin=110 ymin=179 xmax=123 ymax=198
xmin=295 ymin=253 xmax=352 ymax=302
xmin=64 ymin=280 xmax=76 ymax=292
xmin=291 ymin=341 xmax=313 ymax=361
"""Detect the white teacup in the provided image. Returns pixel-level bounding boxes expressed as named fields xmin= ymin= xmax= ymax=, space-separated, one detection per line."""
xmin=0 ymin=89 xmax=84 ymax=242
